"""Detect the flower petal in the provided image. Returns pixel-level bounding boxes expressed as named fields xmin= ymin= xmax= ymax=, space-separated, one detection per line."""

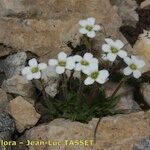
xmin=93 ymin=25 xmax=101 ymax=31
xmin=79 ymin=28 xmax=88 ymax=34
xmin=32 ymin=72 xmax=41 ymax=79
xmin=123 ymin=67 xmax=132 ymax=75
xmin=107 ymin=53 xmax=117 ymax=62
xmin=90 ymin=58 xmax=99 ymax=64
xmin=102 ymin=44 xmax=111 ymax=52
xmin=38 ymin=63 xmax=47 ymax=70
xmin=26 ymin=73 xmax=33 ymax=80
xmin=79 ymin=20 xmax=87 ymax=27
xmin=89 ymin=63 xmax=98 ymax=72
xmin=58 ymin=52 xmax=67 ymax=61
xmin=83 ymin=53 xmax=93 ymax=61
xmin=99 ymin=69 xmax=109 ymax=78
xmin=48 ymin=59 xmax=58 ymax=66
xmin=133 ymin=70 xmax=141 ymax=79
xmin=66 ymin=57 xmax=75 ymax=70
xmin=56 ymin=66 xmax=65 ymax=74
xmin=75 ymin=63 xmax=82 ymax=71
xmin=118 ymin=50 xmax=127 ymax=58
xmin=82 ymin=67 xmax=91 ymax=75
xmin=131 ymin=56 xmax=145 ymax=68
xmin=96 ymin=74 xmax=107 ymax=84
xmin=73 ymin=55 xmax=82 ymax=62
xmin=21 ymin=67 xmax=31 ymax=75
xmin=29 ymin=58 xmax=38 ymax=67
xmin=86 ymin=17 xmax=95 ymax=26
xmin=124 ymin=57 xmax=132 ymax=65
xmin=105 ymin=38 xmax=114 ymax=46
xmin=87 ymin=31 xmax=96 ymax=38
xmin=114 ymin=40 xmax=124 ymax=49
xmin=84 ymin=77 xmax=95 ymax=85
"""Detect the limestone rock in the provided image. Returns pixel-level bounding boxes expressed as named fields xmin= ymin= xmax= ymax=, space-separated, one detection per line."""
xmin=2 ymin=52 xmax=27 ymax=78
xmin=0 ymin=88 xmax=9 ymax=112
xmin=110 ymin=0 xmax=139 ymax=27
xmin=141 ymin=0 xmax=150 ymax=9
xmin=140 ymin=83 xmax=150 ymax=107
xmin=8 ymin=96 xmax=41 ymax=133
xmin=0 ymin=0 xmax=132 ymax=60
xmin=0 ymin=112 xmax=15 ymax=149
xmin=105 ymin=82 xmax=141 ymax=112
xmin=0 ymin=112 xmax=15 ymax=133
xmin=133 ymin=30 xmax=150 ymax=73
xmin=24 ymin=111 xmax=150 ymax=150
xmin=133 ymin=137 xmax=150 ymax=150
xmin=2 ymin=75 xmax=36 ymax=99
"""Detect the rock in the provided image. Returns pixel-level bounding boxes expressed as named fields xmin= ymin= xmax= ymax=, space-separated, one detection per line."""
xmin=8 ymin=96 xmax=41 ymax=133
xmin=0 ymin=0 xmax=25 ymax=17
xmin=110 ymin=0 xmax=139 ymax=27
xmin=23 ymin=111 xmax=150 ymax=150
xmin=0 ymin=0 xmax=132 ymax=60
xmin=105 ymin=82 xmax=141 ymax=112
xmin=133 ymin=30 xmax=150 ymax=73
xmin=2 ymin=75 xmax=36 ymax=100
xmin=140 ymin=83 xmax=150 ymax=107
xmin=133 ymin=137 xmax=150 ymax=150
xmin=0 ymin=89 xmax=9 ymax=112
xmin=2 ymin=52 xmax=27 ymax=78
xmin=0 ymin=112 xmax=15 ymax=133
xmin=141 ymin=0 xmax=150 ymax=9
xmin=32 ymin=66 xmax=59 ymax=97
xmin=0 ymin=112 xmax=15 ymax=150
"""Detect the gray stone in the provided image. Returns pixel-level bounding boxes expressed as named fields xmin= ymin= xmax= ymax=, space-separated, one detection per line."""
xmin=133 ymin=137 xmax=150 ymax=150
xmin=110 ymin=0 xmax=139 ymax=27
xmin=0 ymin=112 xmax=15 ymax=133
xmin=0 ymin=88 xmax=9 ymax=112
xmin=2 ymin=75 xmax=36 ymax=100
xmin=2 ymin=52 xmax=27 ymax=78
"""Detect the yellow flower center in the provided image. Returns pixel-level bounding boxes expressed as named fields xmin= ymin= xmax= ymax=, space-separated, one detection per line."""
xmin=86 ymin=25 xmax=93 ymax=31
xmin=59 ymin=61 xmax=66 ymax=67
xmin=81 ymin=60 xmax=89 ymax=66
xmin=31 ymin=67 xmax=39 ymax=73
xmin=91 ymin=71 xmax=99 ymax=79
xmin=130 ymin=64 xmax=137 ymax=70
xmin=111 ymin=47 xmax=118 ymax=53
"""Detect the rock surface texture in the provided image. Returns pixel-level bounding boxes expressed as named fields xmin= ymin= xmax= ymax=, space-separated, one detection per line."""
xmin=2 ymin=75 xmax=36 ymax=99
xmin=0 ymin=0 xmax=132 ymax=61
xmin=23 ymin=111 xmax=150 ymax=150
xmin=8 ymin=96 xmax=41 ymax=133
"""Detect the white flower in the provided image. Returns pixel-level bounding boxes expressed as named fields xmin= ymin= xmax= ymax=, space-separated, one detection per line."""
xmin=79 ymin=17 xmax=101 ymax=38
xmin=21 ymin=58 xmax=47 ymax=80
xmin=48 ymin=52 xmax=75 ymax=74
xmin=102 ymin=38 xmax=127 ymax=62
xmin=74 ymin=53 xmax=98 ymax=74
xmin=123 ymin=55 xmax=145 ymax=79
xmin=84 ymin=65 xmax=109 ymax=85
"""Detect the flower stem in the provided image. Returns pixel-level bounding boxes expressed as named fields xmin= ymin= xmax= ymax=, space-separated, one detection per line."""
xmin=61 ymin=73 xmax=68 ymax=100
xmin=40 ymin=79 xmax=47 ymax=99
xmin=87 ymin=83 xmax=99 ymax=105
xmin=109 ymin=77 xmax=128 ymax=99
